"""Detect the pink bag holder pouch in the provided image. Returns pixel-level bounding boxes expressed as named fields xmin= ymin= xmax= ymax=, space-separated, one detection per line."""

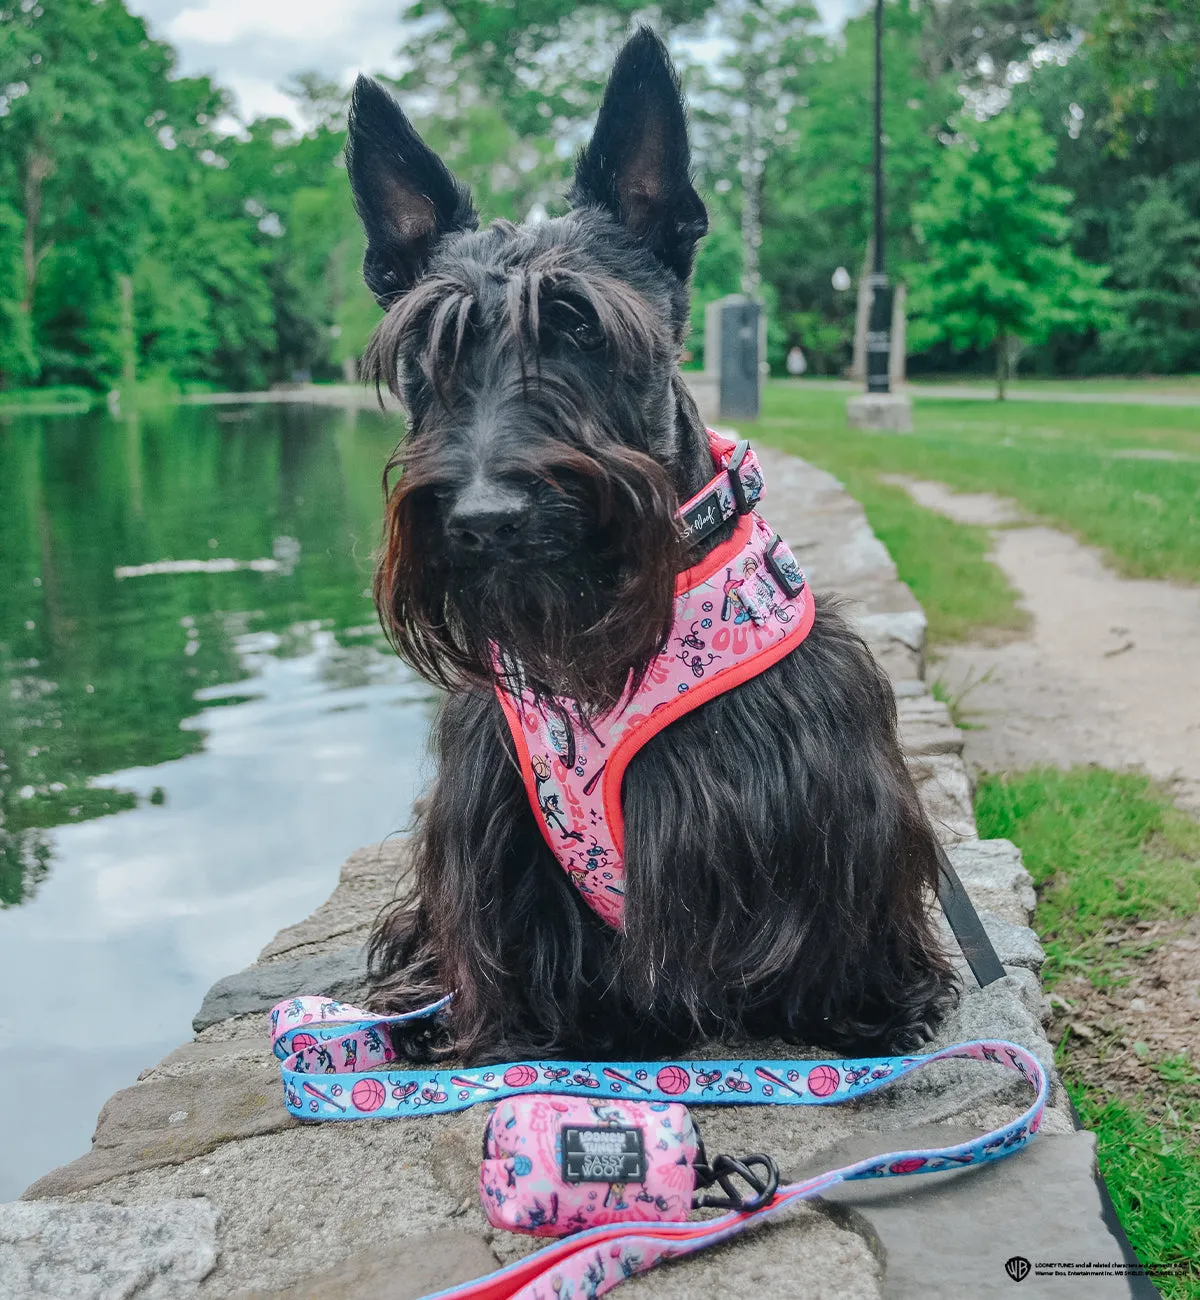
xmin=480 ymin=1094 xmax=777 ymax=1237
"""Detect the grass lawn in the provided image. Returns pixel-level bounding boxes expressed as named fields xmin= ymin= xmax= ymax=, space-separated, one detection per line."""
xmin=739 ymin=384 xmax=1200 ymax=643
xmin=977 ymin=770 xmax=1200 ymax=1296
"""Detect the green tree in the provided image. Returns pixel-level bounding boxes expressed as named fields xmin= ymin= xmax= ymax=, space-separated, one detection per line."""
xmin=755 ymin=0 xmax=960 ymax=372
xmin=1063 ymin=0 xmax=1200 ymax=141
xmin=0 ymin=0 xmax=175 ymax=384
xmin=1016 ymin=43 xmax=1200 ymax=375
xmin=682 ymin=1 xmax=821 ymax=296
xmin=907 ymin=107 xmax=1111 ymax=397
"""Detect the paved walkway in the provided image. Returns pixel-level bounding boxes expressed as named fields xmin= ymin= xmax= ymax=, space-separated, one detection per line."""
xmin=884 ymin=475 xmax=1200 ymax=816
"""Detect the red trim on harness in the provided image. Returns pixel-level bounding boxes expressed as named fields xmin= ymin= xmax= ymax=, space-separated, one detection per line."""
xmin=496 ymin=686 xmax=560 ymax=862
xmin=601 ymin=586 xmax=814 ymax=868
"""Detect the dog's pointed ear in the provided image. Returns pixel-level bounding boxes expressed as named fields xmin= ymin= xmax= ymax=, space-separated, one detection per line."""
xmin=346 ymin=75 xmax=477 ymax=305
xmin=570 ymin=28 xmax=707 ymax=279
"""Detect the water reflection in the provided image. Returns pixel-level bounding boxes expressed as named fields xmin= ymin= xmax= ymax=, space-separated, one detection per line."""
xmin=0 ymin=401 xmax=435 ymax=1197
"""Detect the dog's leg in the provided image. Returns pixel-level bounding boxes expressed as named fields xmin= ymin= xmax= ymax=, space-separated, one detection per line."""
xmin=368 ymin=689 xmax=619 ymax=1062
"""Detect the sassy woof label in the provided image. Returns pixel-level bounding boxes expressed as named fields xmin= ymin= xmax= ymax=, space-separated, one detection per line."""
xmin=561 ymin=1125 xmax=646 ymax=1183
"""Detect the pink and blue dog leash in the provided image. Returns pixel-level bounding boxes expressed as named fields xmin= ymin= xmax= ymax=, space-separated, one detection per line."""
xmin=270 ymin=994 xmax=1049 ymax=1300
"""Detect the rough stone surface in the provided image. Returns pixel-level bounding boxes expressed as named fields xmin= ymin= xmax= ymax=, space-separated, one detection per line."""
xmin=974 ymin=912 xmax=1045 ymax=974
xmin=907 ymin=752 xmax=978 ymax=843
xmin=819 ymin=1129 xmax=1139 ymax=1298
xmin=619 ymin=1208 xmax=883 ymax=1300
xmin=13 ymin=441 xmax=1131 ymax=1299
xmin=0 ymin=1199 xmax=219 ymax=1299
xmin=192 ymin=945 xmax=368 ymax=1033
xmin=846 ymin=392 xmax=914 ymax=433
xmin=897 ymin=693 xmax=965 ymax=758
xmin=237 ymin=1231 xmax=502 ymax=1300
xmin=23 ymin=1044 xmax=295 ymax=1199
xmin=947 ymin=839 xmax=1038 ymax=927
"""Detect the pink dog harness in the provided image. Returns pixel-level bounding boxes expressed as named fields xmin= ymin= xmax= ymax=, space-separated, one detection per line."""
xmin=496 ymin=432 xmax=815 ymax=927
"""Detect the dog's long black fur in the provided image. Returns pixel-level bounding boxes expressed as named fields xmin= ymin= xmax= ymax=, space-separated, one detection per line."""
xmin=348 ymin=29 xmax=959 ymax=1063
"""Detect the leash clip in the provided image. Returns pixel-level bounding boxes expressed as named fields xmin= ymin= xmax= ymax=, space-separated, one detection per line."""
xmin=692 ymin=1151 xmax=780 ymax=1213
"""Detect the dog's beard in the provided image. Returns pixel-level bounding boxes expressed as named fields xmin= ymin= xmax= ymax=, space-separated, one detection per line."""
xmin=450 ymin=538 xmax=661 ymax=715
xmin=377 ymin=447 xmax=685 ymax=716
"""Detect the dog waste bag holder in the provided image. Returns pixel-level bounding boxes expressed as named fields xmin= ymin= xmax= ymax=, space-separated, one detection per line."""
xmin=708 ymin=296 xmax=763 ymax=421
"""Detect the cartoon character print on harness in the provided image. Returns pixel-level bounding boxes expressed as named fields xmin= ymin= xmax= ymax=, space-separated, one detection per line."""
xmin=722 ymin=554 xmax=796 ymax=627
xmin=531 ymin=752 xmax=584 ymax=844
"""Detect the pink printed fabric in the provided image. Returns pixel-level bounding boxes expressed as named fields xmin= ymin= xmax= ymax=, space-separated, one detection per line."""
xmin=495 ymin=434 xmax=815 ymax=929
xmin=480 ymin=1095 xmax=698 ymax=1236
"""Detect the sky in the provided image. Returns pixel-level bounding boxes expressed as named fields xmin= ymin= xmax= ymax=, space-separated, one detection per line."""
xmin=126 ymin=0 xmax=858 ymax=129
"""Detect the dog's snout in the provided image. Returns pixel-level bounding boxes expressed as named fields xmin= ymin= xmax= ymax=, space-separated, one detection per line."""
xmin=445 ymin=479 xmax=531 ymax=553
xmin=447 ymin=505 xmax=527 ymax=551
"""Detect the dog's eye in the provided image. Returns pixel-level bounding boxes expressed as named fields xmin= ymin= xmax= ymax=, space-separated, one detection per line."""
xmin=541 ymin=299 xmax=604 ymax=355
xmin=569 ymin=320 xmax=604 ymax=352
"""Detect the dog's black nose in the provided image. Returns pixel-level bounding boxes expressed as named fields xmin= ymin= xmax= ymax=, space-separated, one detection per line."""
xmin=446 ymin=505 xmax=528 ymax=552
xmin=445 ymin=479 xmax=530 ymax=553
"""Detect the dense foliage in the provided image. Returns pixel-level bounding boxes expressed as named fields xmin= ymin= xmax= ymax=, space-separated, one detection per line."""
xmin=0 ymin=0 xmax=1196 ymax=390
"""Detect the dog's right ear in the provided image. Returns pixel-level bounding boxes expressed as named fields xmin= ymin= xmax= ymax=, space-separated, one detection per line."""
xmin=346 ymin=76 xmax=477 ymax=305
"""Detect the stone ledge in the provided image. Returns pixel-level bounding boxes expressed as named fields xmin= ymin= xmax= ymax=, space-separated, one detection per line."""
xmin=22 ymin=1045 xmax=296 ymax=1200
xmin=0 ymin=1199 xmax=220 ymax=1299
xmin=817 ymin=1129 xmax=1138 ymax=1299
xmin=947 ymin=839 xmax=1037 ymax=926
xmin=193 ymin=945 xmax=369 ymax=1033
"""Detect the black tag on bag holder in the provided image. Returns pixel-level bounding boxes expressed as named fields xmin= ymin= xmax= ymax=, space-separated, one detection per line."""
xmin=561 ymin=1125 xmax=647 ymax=1184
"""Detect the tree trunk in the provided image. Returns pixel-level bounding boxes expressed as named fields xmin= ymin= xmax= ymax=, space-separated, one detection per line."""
xmin=740 ymin=102 xmax=762 ymax=296
xmin=21 ymin=152 xmax=52 ymax=316
xmin=996 ymin=331 xmax=1008 ymax=400
xmin=118 ymin=274 xmax=137 ymax=387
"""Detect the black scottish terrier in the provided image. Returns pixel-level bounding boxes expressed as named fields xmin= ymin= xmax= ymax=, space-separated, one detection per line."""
xmin=347 ymin=29 xmax=958 ymax=1062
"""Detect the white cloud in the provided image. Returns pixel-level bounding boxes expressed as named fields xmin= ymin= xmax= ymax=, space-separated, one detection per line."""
xmin=168 ymin=0 xmax=375 ymax=45
xmin=129 ymin=0 xmax=408 ymax=126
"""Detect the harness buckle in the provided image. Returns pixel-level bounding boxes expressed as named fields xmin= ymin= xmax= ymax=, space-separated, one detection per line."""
xmin=692 ymin=1151 xmax=780 ymax=1213
xmin=725 ymin=440 xmax=752 ymax=516
xmin=765 ymin=532 xmax=806 ymax=599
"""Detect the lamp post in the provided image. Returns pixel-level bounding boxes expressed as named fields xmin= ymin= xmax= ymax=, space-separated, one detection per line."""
xmin=847 ymin=0 xmax=911 ymax=430
xmin=865 ymin=0 xmax=891 ymax=395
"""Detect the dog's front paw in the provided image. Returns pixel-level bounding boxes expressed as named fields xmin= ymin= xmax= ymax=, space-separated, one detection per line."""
xmin=385 ymin=1014 xmax=452 ymax=1064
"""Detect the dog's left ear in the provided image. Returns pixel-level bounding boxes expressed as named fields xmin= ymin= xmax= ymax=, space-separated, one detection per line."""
xmin=346 ymin=75 xmax=477 ymax=305
xmin=570 ymin=27 xmax=708 ymax=279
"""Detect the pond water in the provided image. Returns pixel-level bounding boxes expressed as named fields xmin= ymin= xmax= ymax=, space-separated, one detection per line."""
xmin=0 ymin=401 xmax=435 ymax=1200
